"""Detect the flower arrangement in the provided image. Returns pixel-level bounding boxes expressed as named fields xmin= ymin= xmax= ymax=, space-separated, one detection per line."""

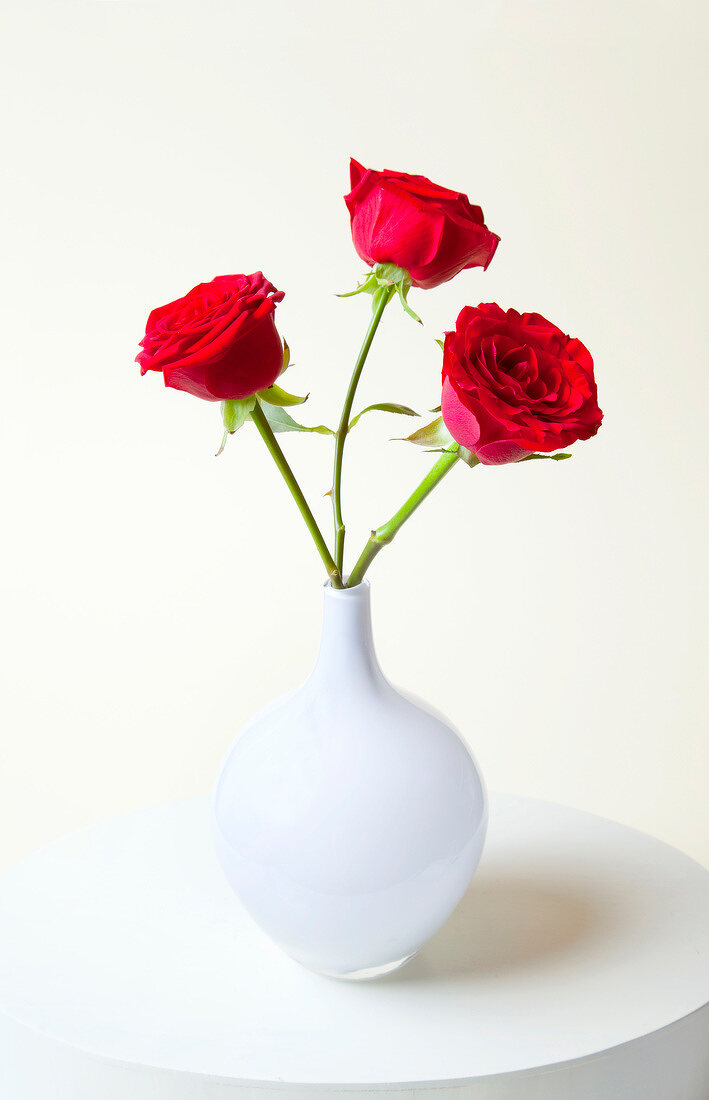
xmin=137 ymin=159 xmax=603 ymax=589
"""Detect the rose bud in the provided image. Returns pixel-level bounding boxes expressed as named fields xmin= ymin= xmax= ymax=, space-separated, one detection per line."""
xmin=344 ymin=159 xmax=500 ymax=290
xmin=136 ymin=272 xmax=285 ymax=401
xmin=441 ymin=303 xmax=603 ymax=465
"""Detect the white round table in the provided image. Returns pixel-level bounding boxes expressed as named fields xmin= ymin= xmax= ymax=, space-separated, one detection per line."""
xmin=0 ymin=795 xmax=707 ymax=1099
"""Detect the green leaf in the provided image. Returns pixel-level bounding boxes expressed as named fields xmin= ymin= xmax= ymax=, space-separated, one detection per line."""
xmin=261 ymin=404 xmax=334 ymax=436
xmin=349 ymin=402 xmax=419 ymax=430
xmin=395 ymin=415 xmax=454 ymax=448
xmin=259 ymin=382 xmax=309 ymax=407
xmin=520 ymin=451 xmax=573 ymax=462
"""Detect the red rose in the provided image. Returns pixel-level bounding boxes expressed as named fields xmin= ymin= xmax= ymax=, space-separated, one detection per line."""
xmin=137 ymin=272 xmax=285 ymax=401
xmin=441 ymin=303 xmax=603 ymax=465
xmin=344 ymin=159 xmax=500 ymax=290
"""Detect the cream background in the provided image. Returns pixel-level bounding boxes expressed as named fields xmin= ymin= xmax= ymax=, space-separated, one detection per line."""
xmin=0 ymin=1 xmax=707 ymax=871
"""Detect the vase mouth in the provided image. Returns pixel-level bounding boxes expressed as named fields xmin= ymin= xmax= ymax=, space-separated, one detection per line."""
xmin=323 ymin=578 xmax=371 ymax=596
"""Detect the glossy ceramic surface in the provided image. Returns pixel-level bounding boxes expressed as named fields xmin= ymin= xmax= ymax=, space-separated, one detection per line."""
xmin=213 ymin=581 xmax=487 ymax=977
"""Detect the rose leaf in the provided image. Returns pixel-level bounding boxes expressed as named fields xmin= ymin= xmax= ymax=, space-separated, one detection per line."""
xmin=349 ymin=402 xmax=419 ymax=430
xmin=260 ymin=404 xmax=335 ymax=436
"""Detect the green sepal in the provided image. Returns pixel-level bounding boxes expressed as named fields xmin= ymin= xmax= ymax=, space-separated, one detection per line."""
xmin=458 ymin=446 xmax=480 ymax=468
xmin=339 ymin=263 xmax=421 ymax=323
xmin=395 ymin=278 xmax=422 ymax=324
xmin=434 ymin=338 xmax=445 ymax=351
xmin=373 ymin=262 xmax=409 ymax=285
xmin=261 ymin=404 xmax=335 ymax=436
xmin=222 ymin=397 xmax=255 ymax=433
xmin=520 ymin=452 xmax=573 ymax=462
xmin=258 ymin=382 xmax=309 ymax=407
xmin=279 ymin=339 xmax=291 ymax=374
xmin=349 ymin=402 xmax=419 ymax=430
xmin=337 ymin=271 xmax=381 ymax=299
xmin=394 ymin=415 xmax=453 ymax=448
xmin=216 ymin=396 xmax=257 ymax=455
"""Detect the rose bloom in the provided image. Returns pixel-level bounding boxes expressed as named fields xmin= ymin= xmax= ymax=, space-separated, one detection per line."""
xmin=441 ymin=303 xmax=603 ymax=465
xmin=344 ymin=159 xmax=500 ymax=290
xmin=136 ymin=272 xmax=285 ymax=401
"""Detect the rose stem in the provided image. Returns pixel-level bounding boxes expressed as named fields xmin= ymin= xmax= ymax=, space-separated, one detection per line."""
xmin=347 ymin=444 xmax=472 ymax=588
xmin=332 ymin=283 xmax=396 ymax=578
xmin=250 ymin=401 xmax=344 ymax=588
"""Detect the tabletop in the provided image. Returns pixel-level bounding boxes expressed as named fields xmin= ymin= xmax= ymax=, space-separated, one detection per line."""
xmin=1 ymin=794 xmax=708 ymax=1098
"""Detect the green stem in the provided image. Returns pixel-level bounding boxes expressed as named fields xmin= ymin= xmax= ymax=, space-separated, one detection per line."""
xmin=250 ymin=402 xmax=343 ymax=588
xmin=347 ymin=445 xmax=468 ymax=587
xmin=332 ymin=284 xmax=395 ymax=577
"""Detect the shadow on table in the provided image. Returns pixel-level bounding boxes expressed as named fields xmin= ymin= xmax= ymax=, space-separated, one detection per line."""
xmin=384 ymin=872 xmax=607 ymax=984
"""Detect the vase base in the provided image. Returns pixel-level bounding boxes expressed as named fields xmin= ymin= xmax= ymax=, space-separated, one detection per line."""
xmin=313 ymin=951 xmax=417 ymax=982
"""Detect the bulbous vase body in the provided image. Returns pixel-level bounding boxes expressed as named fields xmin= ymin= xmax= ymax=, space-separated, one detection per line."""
xmin=213 ymin=581 xmax=487 ymax=979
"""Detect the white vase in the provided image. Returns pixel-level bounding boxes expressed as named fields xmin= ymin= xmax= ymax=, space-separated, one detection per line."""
xmin=213 ymin=580 xmax=487 ymax=979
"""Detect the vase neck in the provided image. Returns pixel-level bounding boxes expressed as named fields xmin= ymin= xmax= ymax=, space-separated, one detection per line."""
xmin=312 ymin=581 xmax=382 ymax=683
